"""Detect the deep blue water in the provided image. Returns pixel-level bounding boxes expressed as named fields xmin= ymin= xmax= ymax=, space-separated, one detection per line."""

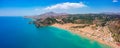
xmin=0 ymin=16 xmax=110 ymax=48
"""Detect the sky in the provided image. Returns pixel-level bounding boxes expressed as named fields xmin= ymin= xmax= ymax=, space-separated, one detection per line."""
xmin=0 ymin=0 xmax=120 ymax=16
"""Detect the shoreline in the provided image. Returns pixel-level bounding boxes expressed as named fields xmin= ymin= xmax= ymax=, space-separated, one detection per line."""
xmin=52 ymin=23 xmax=120 ymax=48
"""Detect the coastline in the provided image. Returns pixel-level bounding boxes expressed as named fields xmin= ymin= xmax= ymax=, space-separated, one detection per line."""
xmin=52 ymin=23 xmax=120 ymax=48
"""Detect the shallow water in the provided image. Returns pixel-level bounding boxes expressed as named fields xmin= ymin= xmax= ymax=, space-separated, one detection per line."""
xmin=0 ymin=16 xmax=110 ymax=48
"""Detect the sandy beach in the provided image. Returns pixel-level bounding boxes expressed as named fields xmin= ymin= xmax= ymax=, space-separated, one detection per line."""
xmin=52 ymin=23 xmax=120 ymax=48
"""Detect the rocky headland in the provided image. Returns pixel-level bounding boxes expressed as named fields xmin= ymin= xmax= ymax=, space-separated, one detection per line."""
xmin=26 ymin=12 xmax=120 ymax=48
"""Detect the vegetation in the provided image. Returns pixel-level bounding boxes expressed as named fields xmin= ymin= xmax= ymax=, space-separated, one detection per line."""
xmin=33 ymin=13 xmax=120 ymax=27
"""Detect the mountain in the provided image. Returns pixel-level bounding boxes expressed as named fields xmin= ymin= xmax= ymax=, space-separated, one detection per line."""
xmin=36 ymin=12 xmax=68 ymax=18
xmin=101 ymin=12 xmax=120 ymax=15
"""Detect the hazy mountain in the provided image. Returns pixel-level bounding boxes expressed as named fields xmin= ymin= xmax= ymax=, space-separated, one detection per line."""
xmin=101 ymin=12 xmax=120 ymax=15
xmin=37 ymin=12 xmax=68 ymax=18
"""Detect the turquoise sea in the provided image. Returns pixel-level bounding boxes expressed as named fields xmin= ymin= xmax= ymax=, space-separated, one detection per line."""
xmin=0 ymin=16 xmax=111 ymax=48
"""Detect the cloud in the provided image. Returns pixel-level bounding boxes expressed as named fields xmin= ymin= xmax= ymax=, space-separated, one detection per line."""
xmin=44 ymin=2 xmax=87 ymax=10
xmin=113 ymin=0 xmax=118 ymax=2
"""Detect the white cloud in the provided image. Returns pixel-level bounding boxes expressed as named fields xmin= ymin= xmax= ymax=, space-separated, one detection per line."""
xmin=44 ymin=2 xmax=87 ymax=10
xmin=113 ymin=0 xmax=118 ymax=2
